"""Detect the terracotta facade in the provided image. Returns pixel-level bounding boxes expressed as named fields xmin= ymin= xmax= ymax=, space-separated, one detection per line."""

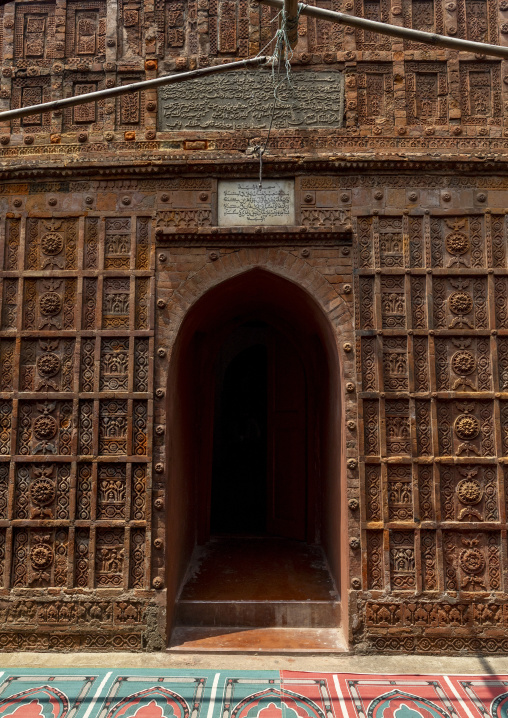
xmin=1 ymin=0 xmax=508 ymax=653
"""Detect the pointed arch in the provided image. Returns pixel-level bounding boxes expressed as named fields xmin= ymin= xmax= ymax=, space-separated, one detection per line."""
xmin=163 ymin=247 xmax=353 ymax=362
xmin=162 ymin=248 xmax=353 ymax=647
xmin=367 ymin=690 xmax=452 ymax=718
xmin=105 ymin=687 xmax=190 ymax=718
xmin=231 ymin=687 xmax=326 ymax=718
xmin=0 ymin=686 xmax=69 ymax=718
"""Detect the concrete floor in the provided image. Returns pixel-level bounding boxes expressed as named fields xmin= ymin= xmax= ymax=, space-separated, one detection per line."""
xmin=0 ymin=652 xmax=506 ymax=673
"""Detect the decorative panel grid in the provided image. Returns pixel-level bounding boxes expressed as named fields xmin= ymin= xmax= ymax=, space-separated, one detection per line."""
xmin=0 ymin=213 xmax=153 ymax=609
xmin=356 ymin=208 xmax=508 ymax=651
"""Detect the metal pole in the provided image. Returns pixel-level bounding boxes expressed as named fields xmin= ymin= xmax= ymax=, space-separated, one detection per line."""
xmin=259 ymin=0 xmax=508 ymax=59
xmin=0 ymin=56 xmax=268 ymax=123
xmin=284 ymin=0 xmax=300 ymax=49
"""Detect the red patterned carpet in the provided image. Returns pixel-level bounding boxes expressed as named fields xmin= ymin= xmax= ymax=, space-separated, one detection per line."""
xmin=0 ymin=670 xmax=506 ymax=718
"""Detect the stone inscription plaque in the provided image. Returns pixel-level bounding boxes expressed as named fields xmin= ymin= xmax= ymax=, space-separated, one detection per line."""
xmin=218 ymin=179 xmax=295 ymax=226
xmin=158 ymin=71 xmax=344 ymax=131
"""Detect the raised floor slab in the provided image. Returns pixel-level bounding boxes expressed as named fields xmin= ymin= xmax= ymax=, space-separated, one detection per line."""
xmin=168 ymin=626 xmax=347 ymax=653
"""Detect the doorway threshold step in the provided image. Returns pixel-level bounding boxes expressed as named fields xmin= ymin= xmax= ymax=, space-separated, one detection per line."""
xmin=168 ymin=626 xmax=347 ymax=653
xmin=175 ymin=599 xmax=340 ymax=628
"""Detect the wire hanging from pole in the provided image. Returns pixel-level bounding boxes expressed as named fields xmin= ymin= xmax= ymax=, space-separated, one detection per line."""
xmin=256 ymin=2 xmax=304 ymax=187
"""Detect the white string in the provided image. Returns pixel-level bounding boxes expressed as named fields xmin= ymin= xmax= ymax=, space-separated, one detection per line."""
xmin=251 ymin=3 xmax=304 ymax=186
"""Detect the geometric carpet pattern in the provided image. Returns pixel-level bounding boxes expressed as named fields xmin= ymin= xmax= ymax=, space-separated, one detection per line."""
xmin=0 ymin=671 xmax=507 ymax=718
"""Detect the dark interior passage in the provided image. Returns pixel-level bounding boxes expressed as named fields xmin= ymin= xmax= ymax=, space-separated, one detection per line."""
xmin=210 ymin=321 xmax=308 ymax=541
xmin=211 ymin=343 xmax=268 ymax=535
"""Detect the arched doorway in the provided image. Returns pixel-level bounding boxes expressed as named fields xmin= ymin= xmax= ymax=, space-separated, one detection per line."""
xmin=166 ymin=268 xmax=345 ymax=649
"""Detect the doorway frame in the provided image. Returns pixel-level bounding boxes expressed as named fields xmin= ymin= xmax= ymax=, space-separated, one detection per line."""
xmin=162 ymin=257 xmax=354 ymax=646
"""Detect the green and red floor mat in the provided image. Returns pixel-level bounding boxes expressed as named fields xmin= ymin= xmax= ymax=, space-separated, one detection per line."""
xmin=0 ymin=670 xmax=507 ymax=718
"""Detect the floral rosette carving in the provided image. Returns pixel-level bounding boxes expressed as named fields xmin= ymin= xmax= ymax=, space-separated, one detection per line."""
xmin=29 ymin=534 xmax=54 ymax=586
xmin=32 ymin=401 xmax=58 ymax=454
xmin=457 ymin=478 xmax=483 ymax=505
xmin=37 ymin=353 xmax=61 ymax=378
xmin=40 ymin=232 xmax=64 ymax=257
xmin=449 ymin=290 xmax=473 ymax=316
xmin=454 ymin=414 xmax=480 ymax=440
xmin=38 ymin=279 xmax=64 ymax=329
xmin=459 ymin=537 xmax=486 ymax=590
xmin=452 ymin=350 xmax=476 ymax=376
xmin=29 ymin=465 xmax=57 ymax=519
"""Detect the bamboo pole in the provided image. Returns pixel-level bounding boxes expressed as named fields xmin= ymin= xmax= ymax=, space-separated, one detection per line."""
xmin=0 ymin=56 xmax=268 ymax=123
xmin=259 ymin=0 xmax=508 ymax=59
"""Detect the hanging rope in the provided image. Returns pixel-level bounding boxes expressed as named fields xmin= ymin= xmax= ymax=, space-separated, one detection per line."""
xmin=253 ymin=2 xmax=304 ymax=187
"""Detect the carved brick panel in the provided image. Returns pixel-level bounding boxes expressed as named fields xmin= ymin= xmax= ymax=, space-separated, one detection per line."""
xmin=0 ymin=208 xmax=153 ymax=649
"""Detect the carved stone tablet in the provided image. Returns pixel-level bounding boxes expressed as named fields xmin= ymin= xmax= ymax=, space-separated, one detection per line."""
xmin=218 ymin=179 xmax=295 ymax=226
xmin=158 ymin=71 xmax=344 ymax=131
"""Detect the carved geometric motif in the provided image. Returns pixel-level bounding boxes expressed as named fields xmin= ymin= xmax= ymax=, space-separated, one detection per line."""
xmin=357 ymin=64 xmax=394 ymax=127
xmin=25 ymin=218 xmax=78 ymax=271
xmin=388 ymin=465 xmax=413 ymax=520
xmin=95 ymin=529 xmax=124 ymax=587
xmin=0 ymin=279 xmax=18 ymax=330
xmin=103 ymin=278 xmax=130 ymax=329
xmin=440 ymin=464 xmax=498 ymax=522
xmin=97 ymin=464 xmax=126 ymax=520
xmin=367 ymin=530 xmax=384 ymax=590
xmin=421 ymin=530 xmax=438 ymax=591
xmin=129 ymin=528 xmax=146 ymax=588
xmin=433 ymin=276 xmax=488 ymax=330
xmin=12 ymin=528 xmax=68 ymax=588
xmin=0 ymin=341 xmax=15 ymax=392
xmin=418 ymin=465 xmax=435 ymax=521
xmin=23 ymin=278 xmax=77 ymax=331
xmin=4 ymin=218 xmax=20 ymax=272
xmin=17 ymin=401 xmax=73 ymax=456
xmin=363 ymin=399 xmax=380 ymax=456
xmin=361 ymin=336 xmax=377 ymax=391
xmin=443 ymin=531 xmax=500 ymax=592
xmin=19 ymin=339 xmax=75 ymax=393
xmin=382 ymin=336 xmax=408 ymax=392
xmin=0 ymin=403 xmax=12 ymax=457
xmin=405 ymin=61 xmax=448 ymax=125
xmin=459 ymin=62 xmax=502 ymax=125
xmin=365 ymin=464 xmax=382 ymax=521
xmin=434 ymin=336 xmax=491 ymax=392
xmin=437 ymin=401 xmax=494 ymax=458
xmin=65 ymin=1 xmax=106 ymax=58
xmin=390 ymin=530 xmax=415 ymax=590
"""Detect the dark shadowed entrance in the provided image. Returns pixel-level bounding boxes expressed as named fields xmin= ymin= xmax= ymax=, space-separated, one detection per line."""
xmin=211 ymin=322 xmax=307 ymax=540
xmin=166 ymin=268 xmax=345 ymax=650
